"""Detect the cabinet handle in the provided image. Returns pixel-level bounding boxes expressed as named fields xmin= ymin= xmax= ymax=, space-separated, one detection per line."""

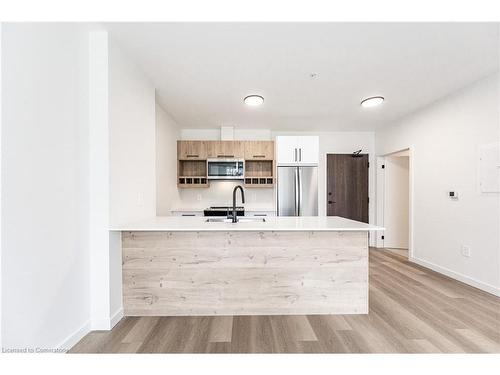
xmin=182 ymin=214 xmax=196 ymax=216
xmin=186 ymin=154 xmax=199 ymax=158
xmin=253 ymin=155 xmax=266 ymax=158
xmin=217 ymin=154 xmax=234 ymax=158
xmin=299 ymin=148 xmax=302 ymax=161
xmin=294 ymin=148 xmax=297 ymax=162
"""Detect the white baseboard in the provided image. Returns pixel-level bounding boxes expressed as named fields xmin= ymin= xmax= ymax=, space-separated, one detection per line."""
xmin=91 ymin=307 xmax=124 ymax=331
xmin=57 ymin=319 xmax=91 ymax=351
xmin=409 ymin=256 xmax=500 ymax=297
xmin=110 ymin=307 xmax=124 ymax=328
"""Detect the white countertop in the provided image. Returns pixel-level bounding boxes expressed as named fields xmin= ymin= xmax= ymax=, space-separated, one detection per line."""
xmin=110 ymin=216 xmax=385 ymax=232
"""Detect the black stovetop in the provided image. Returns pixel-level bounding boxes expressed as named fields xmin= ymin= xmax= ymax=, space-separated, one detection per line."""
xmin=206 ymin=206 xmax=244 ymax=210
xmin=204 ymin=206 xmax=245 ymax=216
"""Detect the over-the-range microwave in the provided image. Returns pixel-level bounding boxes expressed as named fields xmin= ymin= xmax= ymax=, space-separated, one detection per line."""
xmin=207 ymin=159 xmax=244 ymax=180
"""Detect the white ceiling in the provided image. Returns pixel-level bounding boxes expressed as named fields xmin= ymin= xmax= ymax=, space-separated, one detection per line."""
xmin=105 ymin=23 xmax=499 ymax=131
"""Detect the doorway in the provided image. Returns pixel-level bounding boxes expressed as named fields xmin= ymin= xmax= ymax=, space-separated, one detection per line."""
xmin=326 ymin=153 xmax=369 ymax=223
xmin=377 ymin=149 xmax=411 ymax=259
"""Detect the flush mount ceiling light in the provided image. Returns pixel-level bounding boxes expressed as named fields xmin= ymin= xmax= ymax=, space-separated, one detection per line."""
xmin=244 ymin=95 xmax=264 ymax=106
xmin=360 ymin=96 xmax=384 ymax=108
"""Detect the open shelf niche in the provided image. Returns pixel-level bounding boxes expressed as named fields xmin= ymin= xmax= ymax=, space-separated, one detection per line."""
xmin=178 ymin=160 xmax=208 ymax=187
xmin=244 ymin=160 xmax=274 ymax=187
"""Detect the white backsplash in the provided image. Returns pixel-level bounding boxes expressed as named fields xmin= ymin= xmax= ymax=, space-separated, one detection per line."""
xmin=171 ymin=180 xmax=276 ymax=211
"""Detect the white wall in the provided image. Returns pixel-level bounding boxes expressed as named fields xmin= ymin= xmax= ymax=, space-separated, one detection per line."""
xmin=0 ymin=23 xmax=3 ymax=348
xmin=376 ymin=74 xmax=500 ymax=294
xmin=181 ymin=128 xmax=272 ymax=141
xmin=1 ymin=24 xmax=158 ymax=350
xmin=1 ymin=23 xmax=91 ymax=349
xmin=109 ymin=39 xmax=157 ymax=226
xmin=156 ymin=103 xmax=180 ymax=215
xmin=88 ymin=30 xmax=116 ymax=331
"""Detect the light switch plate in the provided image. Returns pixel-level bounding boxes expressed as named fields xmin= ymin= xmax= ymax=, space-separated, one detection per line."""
xmin=461 ymin=245 xmax=471 ymax=257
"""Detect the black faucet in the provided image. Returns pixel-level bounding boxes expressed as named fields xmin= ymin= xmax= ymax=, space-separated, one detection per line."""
xmin=231 ymin=185 xmax=245 ymax=223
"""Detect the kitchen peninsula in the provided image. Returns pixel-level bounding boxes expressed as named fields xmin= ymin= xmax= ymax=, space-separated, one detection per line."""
xmin=111 ymin=216 xmax=383 ymax=316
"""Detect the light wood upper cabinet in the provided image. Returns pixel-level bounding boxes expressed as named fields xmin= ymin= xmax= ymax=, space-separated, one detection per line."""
xmin=206 ymin=141 xmax=244 ymax=158
xmin=177 ymin=141 xmax=207 ymax=160
xmin=177 ymin=139 xmax=275 ymax=188
xmin=244 ymin=141 xmax=274 ymax=160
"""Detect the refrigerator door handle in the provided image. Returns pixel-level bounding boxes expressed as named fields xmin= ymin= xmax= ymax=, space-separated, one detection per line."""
xmin=297 ymin=167 xmax=302 ymax=216
xmin=294 ymin=168 xmax=299 ymax=216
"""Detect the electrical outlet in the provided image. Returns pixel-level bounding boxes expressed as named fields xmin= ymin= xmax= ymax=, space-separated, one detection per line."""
xmin=461 ymin=245 xmax=471 ymax=258
xmin=137 ymin=193 xmax=144 ymax=206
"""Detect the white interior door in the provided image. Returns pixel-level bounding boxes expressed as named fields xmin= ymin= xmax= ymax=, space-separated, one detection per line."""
xmin=384 ymin=156 xmax=410 ymax=249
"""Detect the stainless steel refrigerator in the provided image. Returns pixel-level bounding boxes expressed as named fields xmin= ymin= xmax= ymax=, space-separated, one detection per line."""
xmin=277 ymin=166 xmax=318 ymax=216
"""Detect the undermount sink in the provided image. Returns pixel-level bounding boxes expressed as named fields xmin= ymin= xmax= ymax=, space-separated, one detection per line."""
xmin=205 ymin=217 xmax=266 ymax=223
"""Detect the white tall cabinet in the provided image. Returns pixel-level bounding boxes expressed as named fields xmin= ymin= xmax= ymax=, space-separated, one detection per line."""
xmin=276 ymin=136 xmax=319 ymax=165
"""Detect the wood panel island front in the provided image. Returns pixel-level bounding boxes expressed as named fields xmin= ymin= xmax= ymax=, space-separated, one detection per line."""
xmin=111 ymin=216 xmax=384 ymax=316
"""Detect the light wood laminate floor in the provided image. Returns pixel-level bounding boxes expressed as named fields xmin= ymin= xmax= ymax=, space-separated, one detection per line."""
xmin=70 ymin=249 xmax=500 ymax=353
xmin=386 ymin=248 xmax=409 ymax=258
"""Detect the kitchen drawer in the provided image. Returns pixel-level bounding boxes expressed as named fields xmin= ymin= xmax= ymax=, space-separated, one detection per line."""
xmin=245 ymin=211 xmax=276 ymax=217
xmin=171 ymin=210 xmax=203 ymax=217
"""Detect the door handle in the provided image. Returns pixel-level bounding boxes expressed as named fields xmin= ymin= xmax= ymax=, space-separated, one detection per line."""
xmin=328 ymin=201 xmax=336 ymax=204
xmin=294 ymin=168 xmax=299 ymax=216
xmin=297 ymin=167 xmax=302 ymax=216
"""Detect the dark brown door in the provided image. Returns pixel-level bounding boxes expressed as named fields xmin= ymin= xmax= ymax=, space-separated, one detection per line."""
xmin=326 ymin=154 xmax=369 ymax=222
